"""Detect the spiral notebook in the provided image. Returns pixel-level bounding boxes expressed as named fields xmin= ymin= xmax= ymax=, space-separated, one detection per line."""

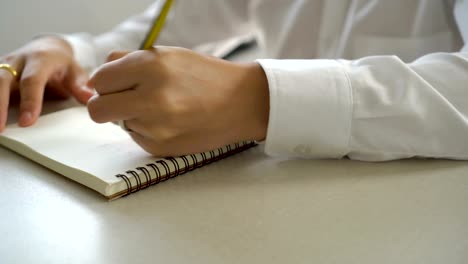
xmin=0 ymin=107 xmax=255 ymax=200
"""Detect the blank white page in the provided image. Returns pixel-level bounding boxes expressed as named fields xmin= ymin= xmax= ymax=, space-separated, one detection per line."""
xmin=0 ymin=107 xmax=156 ymax=196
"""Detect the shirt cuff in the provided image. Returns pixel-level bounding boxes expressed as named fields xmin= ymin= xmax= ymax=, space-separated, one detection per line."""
xmin=256 ymin=59 xmax=352 ymax=159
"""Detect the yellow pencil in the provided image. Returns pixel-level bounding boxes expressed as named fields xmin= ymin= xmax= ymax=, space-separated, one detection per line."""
xmin=139 ymin=0 xmax=174 ymax=50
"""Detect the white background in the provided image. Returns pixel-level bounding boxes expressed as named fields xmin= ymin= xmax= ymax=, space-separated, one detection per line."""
xmin=0 ymin=0 xmax=154 ymax=55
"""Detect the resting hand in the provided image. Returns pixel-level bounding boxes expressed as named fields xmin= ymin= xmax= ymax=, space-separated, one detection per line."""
xmin=0 ymin=37 xmax=94 ymax=131
xmin=87 ymin=46 xmax=269 ymax=157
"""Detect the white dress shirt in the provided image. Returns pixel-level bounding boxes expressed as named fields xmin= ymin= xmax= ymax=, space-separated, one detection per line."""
xmin=65 ymin=0 xmax=468 ymax=161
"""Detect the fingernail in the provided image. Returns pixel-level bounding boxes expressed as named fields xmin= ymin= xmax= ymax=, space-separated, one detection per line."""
xmin=19 ymin=111 xmax=32 ymax=126
xmin=80 ymin=84 xmax=93 ymax=92
xmin=81 ymin=85 xmax=97 ymax=95
xmin=88 ymin=94 xmax=99 ymax=102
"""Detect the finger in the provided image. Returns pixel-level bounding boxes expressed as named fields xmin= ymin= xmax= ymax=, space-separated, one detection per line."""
xmin=128 ymin=131 xmax=166 ymax=157
xmin=87 ymin=50 xmax=149 ymax=95
xmin=0 ymin=57 xmax=24 ymax=131
xmin=66 ymin=63 xmax=94 ymax=104
xmin=0 ymin=76 xmax=11 ymax=132
xmin=106 ymin=50 xmax=130 ymax=63
xmin=87 ymin=89 xmax=143 ymax=123
xmin=129 ymin=130 xmax=192 ymax=157
xmin=18 ymin=61 xmax=53 ymax=126
xmin=123 ymin=118 xmax=162 ymax=139
xmin=46 ymin=69 xmax=70 ymax=99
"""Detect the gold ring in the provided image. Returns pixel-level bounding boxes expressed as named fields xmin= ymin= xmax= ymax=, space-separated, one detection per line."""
xmin=0 ymin=63 xmax=18 ymax=79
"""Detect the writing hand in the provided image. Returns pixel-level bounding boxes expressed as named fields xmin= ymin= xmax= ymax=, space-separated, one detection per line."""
xmin=87 ymin=46 xmax=269 ymax=156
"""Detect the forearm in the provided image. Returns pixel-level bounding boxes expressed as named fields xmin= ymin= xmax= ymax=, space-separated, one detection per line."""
xmin=64 ymin=0 xmax=253 ymax=72
xmin=345 ymin=52 xmax=468 ymax=161
xmin=64 ymin=1 xmax=165 ymax=72
xmin=257 ymin=52 xmax=468 ymax=161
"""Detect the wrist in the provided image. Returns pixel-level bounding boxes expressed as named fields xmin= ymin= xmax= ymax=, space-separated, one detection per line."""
xmin=236 ymin=62 xmax=270 ymax=142
xmin=47 ymin=36 xmax=74 ymax=54
xmin=32 ymin=35 xmax=74 ymax=57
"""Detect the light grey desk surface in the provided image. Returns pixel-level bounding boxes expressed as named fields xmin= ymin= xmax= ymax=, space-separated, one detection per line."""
xmin=1 ymin=48 xmax=468 ymax=263
xmin=1 ymin=100 xmax=468 ymax=264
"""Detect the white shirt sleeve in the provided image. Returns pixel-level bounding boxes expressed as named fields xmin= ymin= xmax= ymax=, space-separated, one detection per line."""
xmin=64 ymin=1 xmax=164 ymax=72
xmin=63 ymin=0 xmax=252 ymax=73
xmin=257 ymin=51 xmax=468 ymax=161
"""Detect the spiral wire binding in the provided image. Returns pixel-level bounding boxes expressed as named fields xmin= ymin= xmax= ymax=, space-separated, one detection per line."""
xmin=115 ymin=141 xmax=256 ymax=197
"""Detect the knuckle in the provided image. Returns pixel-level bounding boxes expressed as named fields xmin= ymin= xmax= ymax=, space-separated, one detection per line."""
xmin=19 ymin=96 xmax=40 ymax=111
xmin=106 ymin=50 xmax=124 ymax=62
xmin=130 ymin=50 xmax=147 ymax=62
xmin=20 ymin=75 xmax=41 ymax=89
xmin=93 ymin=63 xmax=106 ymax=77
xmin=157 ymin=50 xmax=179 ymax=67
xmin=144 ymin=146 xmax=165 ymax=157
xmin=135 ymin=50 xmax=147 ymax=57
xmin=164 ymin=97 xmax=188 ymax=118
xmin=30 ymin=49 xmax=50 ymax=59
xmin=153 ymin=127 xmax=177 ymax=143
xmin=89 ymin=69 xmax=106 ymax=90
xmin=140 ymin=143 xmax=161 ymax=157
xmin=2 ymin=54 xmax=16 ymax=63
xmin=105 ymin=52 xmax=115 ymax=62
xmin=129 ymin=134 xmax=163 ymax=156
xmin=156 ymin=46 xmax=175 ymax=56
xmin=158 ymin=92 xmax=181 ymax=112
xmin=109 ymin=50 xmax=120 ymax=57
xmin=157 ymin=48 xmax=173 ymax=60
xmin=157 ymin=91 xmax=172 ymax=110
